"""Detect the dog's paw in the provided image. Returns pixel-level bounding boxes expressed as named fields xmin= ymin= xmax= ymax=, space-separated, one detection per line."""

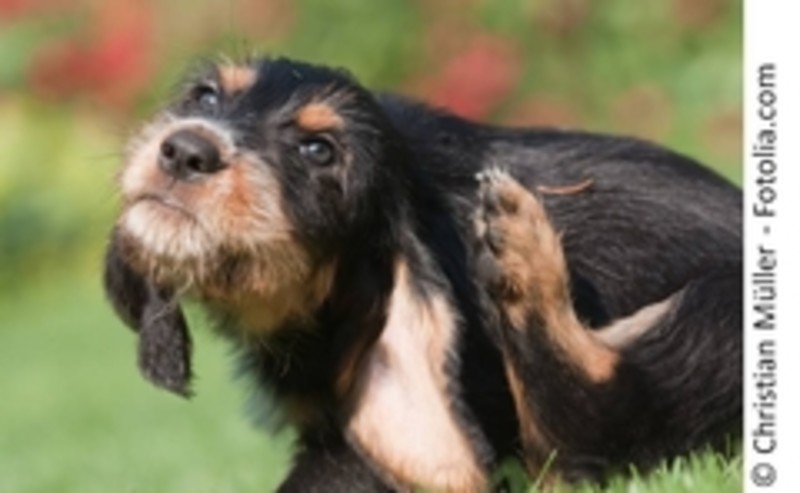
xmin=474 ymin=169 xmax=569 ymax=327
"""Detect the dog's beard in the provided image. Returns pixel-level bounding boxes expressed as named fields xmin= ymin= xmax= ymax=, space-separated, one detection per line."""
xmin=117 ymin=205 xmax=312 ymax=300
xmin=115 ymin=200 xmax=337 ymax=336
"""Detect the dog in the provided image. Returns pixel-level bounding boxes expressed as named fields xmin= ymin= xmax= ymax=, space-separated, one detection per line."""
xmin=103 ymin=56 xmax=742 ymax=492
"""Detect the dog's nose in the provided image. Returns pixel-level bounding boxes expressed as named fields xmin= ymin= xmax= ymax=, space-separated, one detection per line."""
xmin=158 ymin=130 xmax=224 ymax=179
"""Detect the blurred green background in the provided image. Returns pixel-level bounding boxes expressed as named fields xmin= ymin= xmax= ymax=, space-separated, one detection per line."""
xmin=0 ymin=0 xmax=741 ymax=491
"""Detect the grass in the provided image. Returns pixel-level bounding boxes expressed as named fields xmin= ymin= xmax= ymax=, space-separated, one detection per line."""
xmin=0 ymin=274 xmax=291 ymax=493
xmin=0 ymin=274 xmax=741 ymax=492
xmin=494 ymin=453 xmax=742 ymax=493
xmin=594 ymin=453 xmax=743 ymax=493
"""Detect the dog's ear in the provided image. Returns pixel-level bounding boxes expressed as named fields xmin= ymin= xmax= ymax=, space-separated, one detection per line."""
xmin=103 ymin=231 xmax=193 ymax=397
xmin=345 ymin=261 xmax=488 ymax=491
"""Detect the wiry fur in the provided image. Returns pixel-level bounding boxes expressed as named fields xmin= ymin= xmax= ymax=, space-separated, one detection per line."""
xmin=104 ymin=57 xmax=742 ymax=492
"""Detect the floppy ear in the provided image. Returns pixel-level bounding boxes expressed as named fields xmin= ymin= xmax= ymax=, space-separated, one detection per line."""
xmin=345 ymin=260 xmax=487 ymax=492
xmin=103 ymin=231 xmax=193 ymax=397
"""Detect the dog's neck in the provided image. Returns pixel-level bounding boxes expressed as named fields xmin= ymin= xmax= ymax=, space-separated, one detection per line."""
xmin=228 ymin=217 xmax=449 ymax=422
xmin=203 ymin=260 xmax=338 ymax=337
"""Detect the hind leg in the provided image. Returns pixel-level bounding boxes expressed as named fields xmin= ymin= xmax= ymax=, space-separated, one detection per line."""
xmin=473 ymin=169 xmax=741 ymax=480
xmin=474 ymin=169 xmax=620 ymax=478
xmin=474 ymin=169 xmax=618 ymax=381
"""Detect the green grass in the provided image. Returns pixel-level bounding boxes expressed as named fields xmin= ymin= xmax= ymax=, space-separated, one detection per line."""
xmin=594 ymin=453 xmax=743 ymax=493
xmin=0 ymin=274 xmax=741 ymax=492
xmin=0 ymin=274 xmax=291 ymax=493
xmin=493 ymin=452 xmax=742 ymax=493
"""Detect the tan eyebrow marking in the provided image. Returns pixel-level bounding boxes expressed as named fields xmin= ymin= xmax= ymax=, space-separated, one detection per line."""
xmin=296 ymin=102 xmax=344 ymax=132
xmin=217 ymin=64 xmax=257 ymax=94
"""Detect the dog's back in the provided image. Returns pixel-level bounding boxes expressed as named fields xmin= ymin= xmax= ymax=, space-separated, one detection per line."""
xmin=379 ymin=93 xmax=740 ymax=317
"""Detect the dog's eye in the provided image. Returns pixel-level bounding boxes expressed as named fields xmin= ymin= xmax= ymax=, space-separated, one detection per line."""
xmin=189 ymin=84 xmax=221 ymax=111
xmin=298 ymin=138 xmax=335 ymax=166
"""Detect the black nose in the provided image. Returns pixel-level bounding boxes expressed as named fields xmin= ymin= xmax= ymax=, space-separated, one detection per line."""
xmin=158 ymin=130 xmax=224 ymax=179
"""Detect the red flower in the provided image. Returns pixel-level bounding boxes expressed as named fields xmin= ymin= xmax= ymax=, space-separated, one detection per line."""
xmin=421 ymin=35 xmax=522 ymax=120
xmin=27 ymin=0 xmax=155 ymax=109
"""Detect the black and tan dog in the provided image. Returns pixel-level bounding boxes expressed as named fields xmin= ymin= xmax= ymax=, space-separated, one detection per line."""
xmin=103 ymin=57 xmax=742 ymax=492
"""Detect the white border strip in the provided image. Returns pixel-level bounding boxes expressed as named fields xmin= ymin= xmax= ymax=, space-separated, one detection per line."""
xmin=744 ymin=1 xmax=799 ymax=492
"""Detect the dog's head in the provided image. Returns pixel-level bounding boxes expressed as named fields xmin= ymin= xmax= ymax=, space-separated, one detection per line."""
xmin=104 ymin=58 xmax=405 ymax=395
